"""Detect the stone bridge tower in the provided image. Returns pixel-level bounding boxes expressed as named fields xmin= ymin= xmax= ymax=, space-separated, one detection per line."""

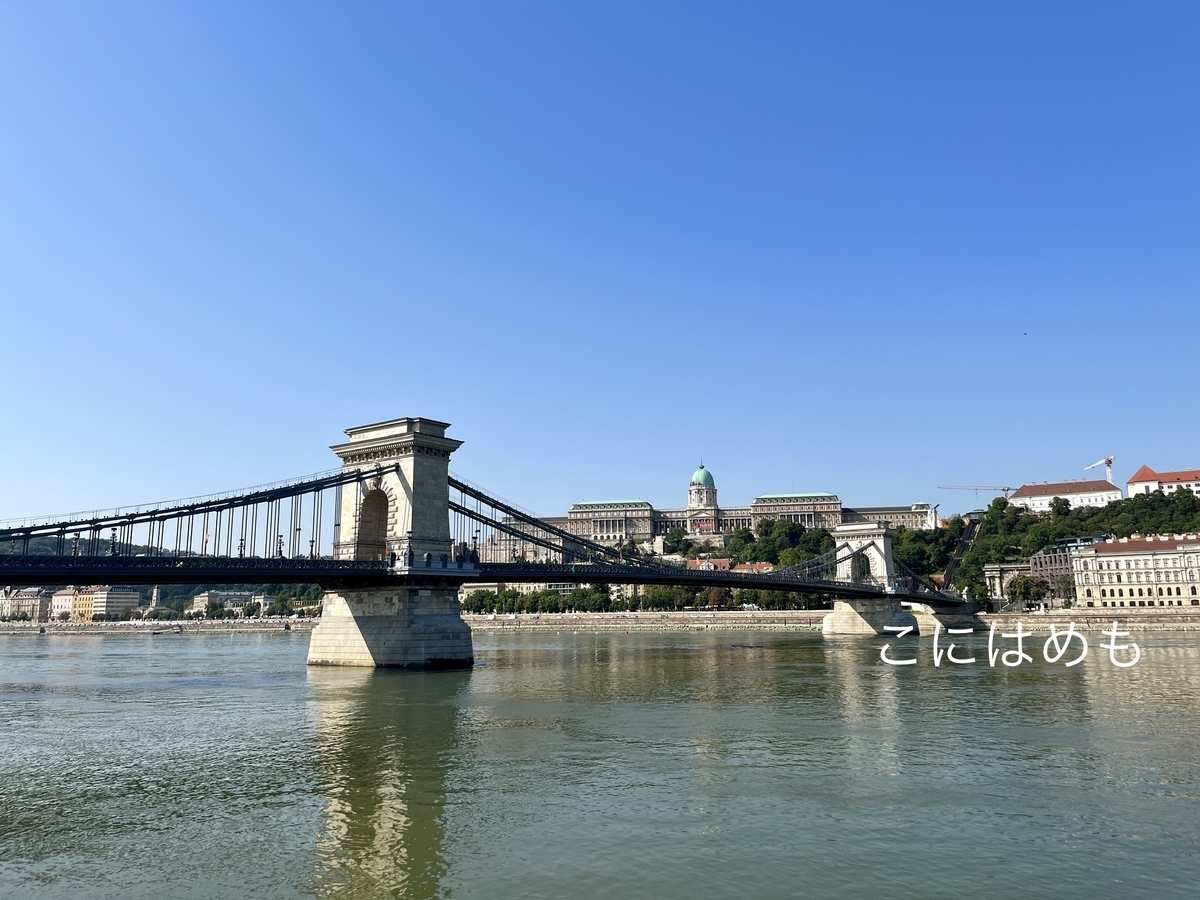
xmin=823 ymin=522 xmax=918 ymax=636
xmin=832 ymin=523 xmax=897 ymax=587
xmin=329 ymin=417 xmax=462 ymax=566
xmin=308 ymin=417 xmax=474 ymax=669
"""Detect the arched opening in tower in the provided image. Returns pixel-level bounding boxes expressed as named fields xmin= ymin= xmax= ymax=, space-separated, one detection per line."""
xmin=355 ymin=489 xmax=389 ymax=560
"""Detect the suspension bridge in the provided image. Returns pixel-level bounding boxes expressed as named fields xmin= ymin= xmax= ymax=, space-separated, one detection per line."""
xmin=1 ymin=417 xmax=966 ymax=666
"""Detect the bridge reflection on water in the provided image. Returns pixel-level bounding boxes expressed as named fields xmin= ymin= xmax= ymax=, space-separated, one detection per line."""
xmin=310 ymin=667 xmax=464 ymax=898
xmin=296 ymin=629 xmax=1194 ymax=899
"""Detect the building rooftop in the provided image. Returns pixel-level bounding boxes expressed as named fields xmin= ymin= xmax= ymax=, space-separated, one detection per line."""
xmin=1127 ymin=465 xmax=1200 ymax=485
xmin=571 ymin=500 xmax=652 ymax=508
xmin=1009 ymin=479 xmax=1118 ymax=499
xmin=847 ymin=503 xmax=934 ymax=512
xmin=690 ymin=464 xmax=715 ymax=488
xmin=753 ymin=492 xmax=838 ymax=501
xmin=1091 ymin=534 xmax=1200 ymax=553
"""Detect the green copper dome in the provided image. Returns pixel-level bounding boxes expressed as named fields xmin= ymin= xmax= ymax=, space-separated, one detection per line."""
xmin=690 ymin=464 xmax=715 ymax=488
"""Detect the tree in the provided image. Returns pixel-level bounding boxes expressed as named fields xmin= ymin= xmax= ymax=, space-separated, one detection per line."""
xmin=460 ymin=589 xmax=496 ymax=614
xmin=662 ymin=527 xmax=691 ymax=555
xmin=643 ymin=586 xmax=691 ymax=610
xmin=1054 ymin=574 xmax=1075 ymax=600
xmin=720 ymin=519 xmax=832 ymax=567
xmin=892 ymin=524 xmax=958 ymax=577
xmin=1007 ymin=574 xmax=1050 ymax=608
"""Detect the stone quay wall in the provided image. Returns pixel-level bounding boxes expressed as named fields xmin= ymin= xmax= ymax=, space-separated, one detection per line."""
xmin=0 ymin=619 xmax=316 ymax=637
xmin=464 ymin=611 xmax=827 ymax=632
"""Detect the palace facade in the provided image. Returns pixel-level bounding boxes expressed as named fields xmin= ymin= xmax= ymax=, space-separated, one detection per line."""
xmin=563 ymin=465 xmax=936 ymax=547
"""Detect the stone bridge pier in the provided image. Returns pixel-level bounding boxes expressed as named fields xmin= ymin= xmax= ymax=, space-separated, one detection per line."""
xmin=822 ymin=523 xmax=919 ymax=636
xmin=306 ymin=417 xmax=474 ymax=669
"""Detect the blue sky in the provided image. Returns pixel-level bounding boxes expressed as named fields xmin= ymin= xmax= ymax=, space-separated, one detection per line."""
xmin=1 ymin=1 xmax=1196 ymax=520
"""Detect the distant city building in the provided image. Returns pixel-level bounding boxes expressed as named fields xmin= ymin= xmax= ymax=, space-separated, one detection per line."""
xmin=69 ymin=586 xmax=140 ymax=621
xmin=457 ymin=581 xmax=591 ymax=602
xmin=70 ymin=587 xmax=97 ymax=622
xmin=1071 ymin=533 xmax=1200 ymax=608
xmin=189 ymin=590 xmax=267 ymax=614
xmin=0 ymin=588 xmax=51 ymax=621
xmin=685 ymin=559 xmax=776 ymax=575
xmin=842 ymin=504 xmax=938 ymax=531
xmin=1126 ymin=465 xmax=1200 ymax=497
xmin=1029 ymin=537 xmax=1104 ymax=594
xmin=50 ymin=588 xmax=74 ymax=620
xmin=1008 ymin=479 xmax=1122 ymax=513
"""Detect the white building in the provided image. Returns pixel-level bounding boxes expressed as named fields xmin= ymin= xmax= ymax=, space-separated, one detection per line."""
xmin=190 ymin=590 xmax=257 ymax=614
xmin=91 ymin=587 xmax=141 ymax=618
xmin=842 ymin=503 xmax=939 ymax=531
xmin=1071 ymin=533 xmax=1200 ymax=609
xmin=1008 ymin=479 xmax=1122 ymax=513
xmin=1126 ymin=465 xmax=1200 ymax=497
xmin=50 ymin=589 xmax=75 ymax=620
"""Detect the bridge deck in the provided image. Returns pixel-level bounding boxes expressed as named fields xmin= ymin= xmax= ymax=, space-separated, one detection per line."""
xmin=0 ymin=556 xmax=966 ymax=608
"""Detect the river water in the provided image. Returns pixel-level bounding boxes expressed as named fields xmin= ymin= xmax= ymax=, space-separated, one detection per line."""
xmin=1 ymin=629 xmax=1199 ymax=899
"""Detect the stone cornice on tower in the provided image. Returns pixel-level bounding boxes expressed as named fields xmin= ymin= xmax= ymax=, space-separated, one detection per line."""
xmin=330 ymin=417 xmax=463 ymax=468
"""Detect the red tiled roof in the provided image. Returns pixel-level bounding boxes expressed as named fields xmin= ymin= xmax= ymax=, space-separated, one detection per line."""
xmin=1127 ymin=464 xmax=1158 ymax=484
xmin=1009 ymin=479 xmax=1119 ymax=499
xmin=1127 ymin=465 xmax=1200 ymax=485
xmin=1158 ymin=469 xmax=1200 ymax=484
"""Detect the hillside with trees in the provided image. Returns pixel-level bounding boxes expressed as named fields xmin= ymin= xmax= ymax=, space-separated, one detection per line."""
xmin=953 ymin=489 xmax=1200 ymax=598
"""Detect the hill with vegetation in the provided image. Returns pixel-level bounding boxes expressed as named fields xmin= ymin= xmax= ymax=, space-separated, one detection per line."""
xmin=953 ymin=488 xmax=1200 ymax=598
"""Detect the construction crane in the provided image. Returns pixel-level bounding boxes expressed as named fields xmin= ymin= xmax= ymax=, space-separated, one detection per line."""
xmin=938 ymin=485 xmax=1016 ymax=499
xmin=1084 ymin=456 xmax=1116 ymax=484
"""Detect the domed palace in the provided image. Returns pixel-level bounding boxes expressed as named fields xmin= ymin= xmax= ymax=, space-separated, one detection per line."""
xmin=560 ymin=463 xmax=932 ymax=549
xmin=561 ymin=463 xmax=937 ymax=548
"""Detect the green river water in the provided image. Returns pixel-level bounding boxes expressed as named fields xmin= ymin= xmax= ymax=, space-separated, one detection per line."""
xmin=1 ymin=629 xmax=1198 ymax=898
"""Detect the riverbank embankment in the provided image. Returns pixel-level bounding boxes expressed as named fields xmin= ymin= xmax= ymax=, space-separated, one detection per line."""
xmin=976 ymin=611 xmax=1200 ymax=632
xmin=465 ymin=611 xmax=828 ymax=632
xmin=5 ymin=609 xmax=1199 ymax=638
xmin=0 ymin=619 xmax=317 ymax=637
xmin=466 ymin=609 xmax=1200 ymax=634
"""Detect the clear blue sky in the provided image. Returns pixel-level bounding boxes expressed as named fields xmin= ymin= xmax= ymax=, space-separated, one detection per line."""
xmin=2 ymin=1 xmax=1196 ymax=520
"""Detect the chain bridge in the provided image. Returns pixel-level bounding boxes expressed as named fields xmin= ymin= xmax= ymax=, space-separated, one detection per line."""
xmin=1 ymin=417 xmax=967 ymax=667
